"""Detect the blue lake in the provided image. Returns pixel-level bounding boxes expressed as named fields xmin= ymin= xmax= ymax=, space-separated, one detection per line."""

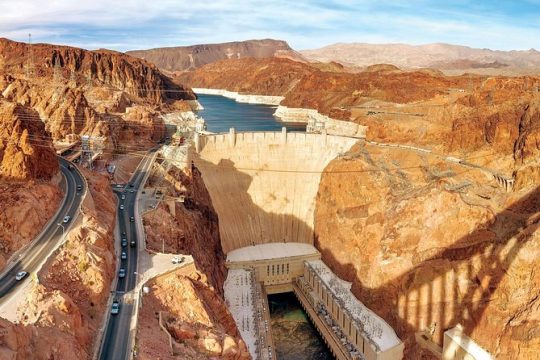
xmin=195 ymin=94 xmax=306 ymax=133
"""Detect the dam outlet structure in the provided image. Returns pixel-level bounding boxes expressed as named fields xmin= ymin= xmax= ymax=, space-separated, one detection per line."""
xmin=189 ymin=128 xmax=405 ymax=360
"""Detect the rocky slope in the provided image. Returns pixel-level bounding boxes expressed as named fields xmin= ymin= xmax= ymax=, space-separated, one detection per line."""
xmin=0 ymin=99 xmax=61 ymax=271
xmin=137 ymin=268 xmax=250 ymax=360
xmin=127 ymin=39 xmax=303 ymax=73
xmin=0 ymin=170 xmax=117 ymax=359
xmin=144 ymin=161 xmax=226 ymax=293
xmin=301 ymin=42 xmax=540 ymax=75
xmin=314 ymin=143 xmax=540 ymax=358
xmin=0 ymin=38 xmax=196 ymax=150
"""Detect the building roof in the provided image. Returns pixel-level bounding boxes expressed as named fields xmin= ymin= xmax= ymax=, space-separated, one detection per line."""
xmin=226 ymin=242 xmax=319 ymax=263
xmin=306 ymin=260 xmax=402 ymax=352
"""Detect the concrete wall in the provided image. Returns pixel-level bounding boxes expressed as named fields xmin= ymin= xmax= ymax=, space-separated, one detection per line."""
xmin=274 ymin=105 xmax=367 ymax=138
xmin=191 ymin=129 xmax=358 ymax=253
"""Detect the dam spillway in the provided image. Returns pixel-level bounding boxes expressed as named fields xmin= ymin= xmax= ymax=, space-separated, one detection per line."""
xmin=191 ymin=128 xmax=359 ymax=254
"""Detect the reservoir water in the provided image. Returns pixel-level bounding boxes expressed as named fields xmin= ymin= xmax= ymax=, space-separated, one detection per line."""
xmin=195 ymin=94 xmax=306 ymax=133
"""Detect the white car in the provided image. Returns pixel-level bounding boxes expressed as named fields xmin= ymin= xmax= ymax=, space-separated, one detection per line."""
xmin=63 ymin=215 xmax=71 ymax=223
xmin=119 ymin=204 xmax=124 ymax=210
xmin=15 ymin=271 xmax=28 ymax=281
xmin=171 ymin=256 xmax=184 ymax=264
xmin=111 ymin=301 xmax=120 ymax=315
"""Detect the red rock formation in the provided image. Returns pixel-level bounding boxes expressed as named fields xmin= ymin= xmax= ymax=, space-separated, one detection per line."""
xmin=0 ymin=38 xmax=195 ymax=104
xmin=144 ymin=165 xmax=227 ymax=293
xmin=137 ymin=269 xmax=250 ymax=360
xmin=314 ymin=143 xmax=540 ymax=358
xmin=0 ymin=99 xmax=58 ymax=180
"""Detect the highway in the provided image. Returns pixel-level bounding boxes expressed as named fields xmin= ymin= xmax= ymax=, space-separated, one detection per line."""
xmin=0 ymin=157 xmax=85 ymax=300
xmin=99 ymin=150 xmax=156 ymax=360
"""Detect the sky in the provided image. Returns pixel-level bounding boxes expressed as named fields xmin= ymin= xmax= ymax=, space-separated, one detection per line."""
xmin=0 ymin=0 xmax=539 ymax=51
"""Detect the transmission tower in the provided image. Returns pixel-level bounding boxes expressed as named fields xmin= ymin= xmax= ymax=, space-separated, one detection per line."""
xmin=25 ymin=33 xmax=35 ymax=79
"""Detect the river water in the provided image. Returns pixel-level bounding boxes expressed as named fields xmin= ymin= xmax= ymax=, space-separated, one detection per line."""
xmin=269 ymin=293 xmax=333 ymax=360
xmin=195 ymin=94 xmax=306 ymax=133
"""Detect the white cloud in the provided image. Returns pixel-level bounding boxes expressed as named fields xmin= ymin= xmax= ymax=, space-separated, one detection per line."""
xmin=0 ymin=0 xmax=538 ymax=51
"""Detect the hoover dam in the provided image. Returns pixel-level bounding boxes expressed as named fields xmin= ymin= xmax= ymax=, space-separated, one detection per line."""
xmin=191 ymin=129 xmax=358 ymax=253
xmin=189 ymin=127 xmax=405 ymax=360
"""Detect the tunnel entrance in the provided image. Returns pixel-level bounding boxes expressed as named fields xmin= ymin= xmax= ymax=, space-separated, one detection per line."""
xmin=269 ymin=292 xmax=333 ymax=360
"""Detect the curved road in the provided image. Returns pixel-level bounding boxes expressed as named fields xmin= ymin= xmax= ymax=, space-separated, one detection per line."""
xmin=0 ymin=157 xmax=85 ymax=300
xmin=99 ymin=150 xmax=156 ymax=360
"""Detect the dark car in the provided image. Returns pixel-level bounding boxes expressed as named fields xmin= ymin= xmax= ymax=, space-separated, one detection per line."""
xmin=118 ymin=268 xmax=126 ymax=278
xmin=122 ymin=231 xmax=126 ymax=236
xmin=130 ymin=240 xmax=136 ymax=248
xmin=68 ymin=164 xmax=74 ymax=170
xmin=130 ymin=216 xmax=135 ymax=222
xmin=111 ymin=301 xmax=120 ymax=315
xmin=121 ymin=238 xmax=127 ymax=247
xmin=77 ymin=185 xmax=82 ymax=191
xmin=129 ymin=183 xmax=134 ymax=188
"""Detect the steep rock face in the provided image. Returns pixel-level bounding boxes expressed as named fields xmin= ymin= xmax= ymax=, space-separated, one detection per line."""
xmin=127 ymin=39 xmax=302 ymax=73
xmin=0 ymin=38 xmax=195 ymax=103
xmin=144 ymin=165 xmax=227 ymax=293
xmin=0 ymin=99 xmax=58 ymax=180
xmin=137 ymin=269 xmax=250 ymax=360
xmin=314 ymin=143 xmax=540 ymax=358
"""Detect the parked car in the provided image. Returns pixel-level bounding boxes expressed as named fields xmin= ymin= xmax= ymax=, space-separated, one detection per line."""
xmin=171 ymin=256 xmax=184 ymax=264
xmin=15 ymin=271 xmax=28 ymax=281
xmin=118 ymin=268 xmax=126 ymax=278
xmin=121 ymin=251 xmax=127 ymax=260
xmin=116 ymin=184 xmax=122 ymax=188
xmin=111 ymin=301 xmax=120 ymax=315
xmin=63 ymin=215 xmax=71 ymax=223
xmin=121 ymin=238 xmax=127 ymax=247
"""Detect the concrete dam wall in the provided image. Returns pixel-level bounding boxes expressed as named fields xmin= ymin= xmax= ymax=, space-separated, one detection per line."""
xmin=191 ymin=129 xmax=359 ymax=253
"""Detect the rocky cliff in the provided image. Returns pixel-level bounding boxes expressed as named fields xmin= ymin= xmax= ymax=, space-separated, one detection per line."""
xmin=144 ymin=162 xmax=227 ymax=293
xmin=127 ymin=39 xmax=303 ymax=73
xmin=137 ymin=269 xmax=250 ymax=360
xmin=314 ymin=143 xmax=540 ymax=358
xmin=0 ymin=99 xmax=58 ymax=180
xmin=0 ymin=38 xmax=196 ymax=148
xmin=0 ymin=99 xmax=61 ymax=271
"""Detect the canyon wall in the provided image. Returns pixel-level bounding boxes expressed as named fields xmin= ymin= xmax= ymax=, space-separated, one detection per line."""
xmin=0 ymin=99 xmax=61 ymax=271
xmin=0 ymin=38 xmax=196 ymax=150
xmin=192 ymin=131 xmax=358 ymax=254
xmin=127 ymin=39 xmax=301 ymax=72
xmin=314 ymin=142 xmax=540 ymax=359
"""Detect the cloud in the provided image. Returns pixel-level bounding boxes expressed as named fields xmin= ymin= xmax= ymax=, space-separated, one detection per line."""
xmin=0 ymin=0 xmax=538 ymax=51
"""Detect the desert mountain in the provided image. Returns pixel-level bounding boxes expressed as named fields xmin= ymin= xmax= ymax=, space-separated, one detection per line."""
xmin=127 ymin=39 xmax=304 ymax=73
xmin=301 ymin=42 xmax=540 ymax=74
